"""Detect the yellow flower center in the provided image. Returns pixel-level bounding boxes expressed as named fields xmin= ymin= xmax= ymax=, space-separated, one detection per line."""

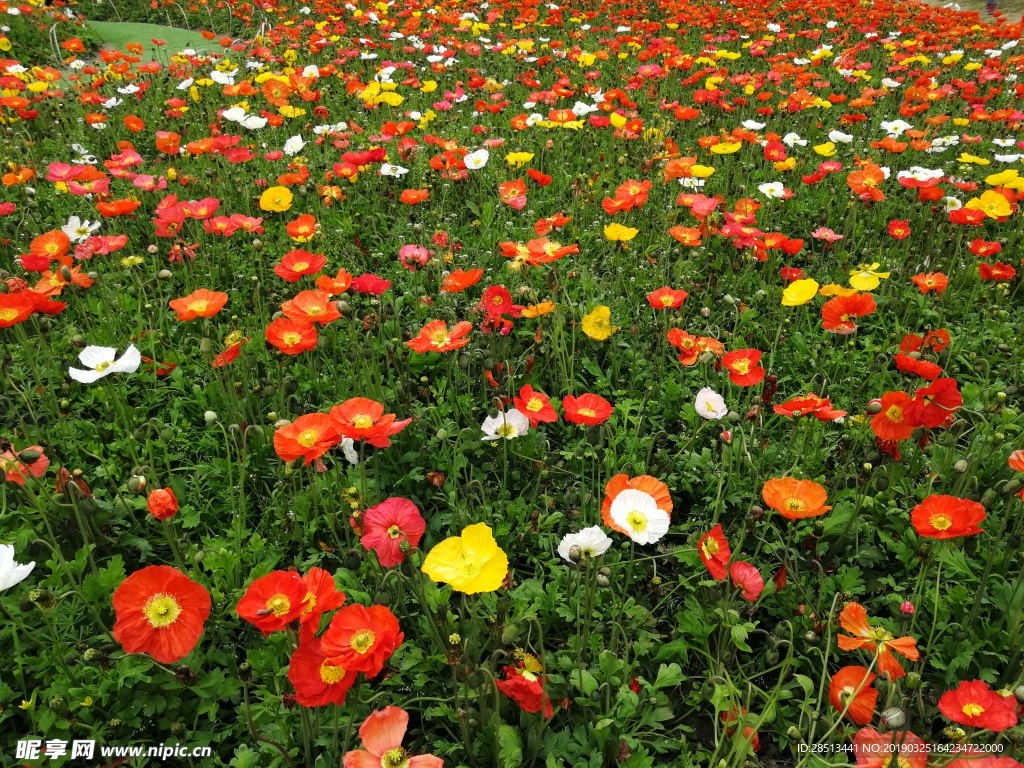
xmin=930 ymin=513 xmax=953 ymax=531
xmin=292 ymin=261 xmax=309 ymax=272
xmin=319 ymin=661 xmax=348 ymax=684
xmin=702 ymin=539 xmax=719 ymax=557
xmin=732 ymin=359 xmax=750 ymax=375
xmin=430 ymin=329 xmax=450 ymax=345
xmin=95 ymin=361 xmax=111 ymax=372
xmin=784 ymin=498 xmax=806 ymax=513
xmin=885 ymin=405 xmax=903 ymax=423
xmin=143 ymin=593 xmax=182 ymax=628
xmin=578 ymin=408 xmax=596 ymax=418
xmin=381 ymin=748 xmax=409 ymax=768
xmin=526 ymin=398 xmax=544 ymax=412
xmin=352 ymin=414 xmax=374 ymax=429
xmin=660 ymin=296 xmax=674 ymax=306
xmin=297 ymin=429 xmax=320 ymax=448
xmin=188 ymin=300 xmax=208 ymax=314
xmin=961 ymin=702 xmax=984 ymax=717
xmin=265 ymin=594 xmax=292 ymax=617
xmin=306 ymin=305 xmax=323 ymax=315
xmin=283 ymin=332 xmax=302 ymax=346
xmin=626 ymin=510 xmax=648 ymax=532
xmin=495 ymin=422 xmax=517 ymax=437
xmin=350 ymin=628 xmax=376 ymax=654
xmin=0 ymin=309 xmax=19 ymax=322
xmin=387 ymin=525 xmax=402 ymax=539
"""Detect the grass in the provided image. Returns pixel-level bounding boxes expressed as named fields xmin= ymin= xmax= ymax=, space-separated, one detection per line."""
xmin=87 ymin=20 xmax=214 ymax=59
xmin=915 ymin=0 xmax=1024 ymax=22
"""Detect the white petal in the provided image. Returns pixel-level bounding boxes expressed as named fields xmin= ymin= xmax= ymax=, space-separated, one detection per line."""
xmin=78 ymin=345 xmax=116 ymax=369
xmin=69 ymin=367 xmax=106 ymax=383
xmin=110 ymin=345 xmax=141 ymax=374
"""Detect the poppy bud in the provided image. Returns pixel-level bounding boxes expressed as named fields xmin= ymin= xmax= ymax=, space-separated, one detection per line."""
xmin=238 ymin=662 xmax=252 ymax=682
xmin=48 ymin=697 xmax=68 ymax=715
xmin=252 ymin=239 xmax=263 ymax=251
xmin=698 ymin=350 xmax=716 ymax=365
xmin=199 ymin=338 xmax=213 ymax=354
xmin=596 ymin=574 xmax=610 ymax=587
xmin=17 ymin=448 xmax=41 ymax=464
xmin=954 ymin=459 xmax=968 ymax=473
xmin=147 ymin=487 xmax=179 ymax=521
xmin=880 ymin=706 xmax=906 ymax=730
xmin=244 ymin=425 xmax=265 ymax=446
xmin=981 ymin=488 xmax=999 ymax=508
xmin=501 ymin=624 xmax=520 ymax=644
xmin=865 ymin=400 xmax=882 ymax=415
xmin=127 ymin=474 xmax=147 ymax=494
xmin=1003 ymin=478 xmax=1022 ymax=495
xmin=169 ymin=722 xmax=185 ymax=736
xmin=905 ymin=672 xmax=922 ymax=690
xmin=1014 ymin=685 xmax=1024 ymax=703
xmin=204 ymin=411 xmax=218 ymax=424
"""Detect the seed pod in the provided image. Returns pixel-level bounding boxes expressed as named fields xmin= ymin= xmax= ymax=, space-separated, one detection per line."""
xmin=596 ymin=574 xmax=610 ymax=587
xmin=501 ymin=623 xmax=520 ymax=644
xmin=199 ymin=337 xmax=213 ymax=354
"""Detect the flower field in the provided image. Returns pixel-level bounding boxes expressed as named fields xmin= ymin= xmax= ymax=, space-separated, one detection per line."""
xmin=3 ymin=0 xmax=1024 ymax=764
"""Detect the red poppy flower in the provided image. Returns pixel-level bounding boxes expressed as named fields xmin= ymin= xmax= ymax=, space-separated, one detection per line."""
xmin=938 ymin=680 xmax=1018 ymax=732
xmin=821 ymin=293 xmax=876 ymax=335
xmin=721 ymin=707 xmax=760 ymax=752
xmin=562 ymin=393 xmax=613 ymax=426
xmin=299 ymin=568 xmax=346 ymax=643
xmin=729 ymin=562 xmax=764 ymax=602
xmin=236 ymin=570 xmax=308 ymax=636
xmin=829 ymin=666 xmax=878 ymax=725
xmin=496 ymin=661 xmax=554 ymax=718
xmin=480 ymin=285 xmax=522 ymax=318
xmin=281 ymin=290 xmax=341 ymax=325
xmin=147 ymin=487 xmax=178 ymax=521
xmin=514 ymin=385 xmax=558 ymax=427
xmin=908 ymin=378 xmax=962 ymax=428
xmin=286 ymin=213 xmax=319 ymax=242
xmin=0 ymin=293 xmax=36 ymax=328
xmin=894 ymin=354 xmax=942 ymax=381
xmin=360 ymin=497 xmax=426 ymax=567
xmin=407 ymin=320 xmax=473 ymax=354
xmin=169 ymin=289 xmax=229 ymax=321
xmin=212 ymin=338 xmax=248 ymax=369
xmin=400 ymin=189 xmax=429 ymax=205
xmin=647 ymin=286 xmax=688 ymax=310
xmin=980 ymin=261 xmax=1017 ymax=281
xmin=887 ymin=220 xmax=911 ymax=239
xmin=498 ymin=179 xmax=527 ymax=209
xmin=969 ymin=238 xmax=1002 ymax=257
xmin=112 ymin=565 xmax=211 ymax=664
xmin=722 ymin=349 xmax=765 ymax=387
xmin=870 ymin=391 xmax=917 ymax=442
xmin=321 ymin=604 xmax=403 ymax=676
xmin=0 ymin=445 xmax=48 ymax=485
xmin=329 ymin=398 xmax=411 ymax=448
xmin=946 ymin=748 xmax=1023 ymax=768
xmin=288 ymin=638 xmax=358 ymax=707
xmin=274 ymin=249 xmax=327 ymax=283
xmin=266 ymin=317 xmax=318 ymax=355
xmin=911 ymin=494 xmax=986 ymax=539
xmin=274 ymin=413 xmax=341 ymax=465
xmin=698 ymin=524 xmax=730 ymax=581
xmin=351 ymin=273 xmax=392 ymax=295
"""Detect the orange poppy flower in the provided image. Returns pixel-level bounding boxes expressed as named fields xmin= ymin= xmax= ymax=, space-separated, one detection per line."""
xmin=601 ymin=475 xmax=672 ymax=535
xmin=829 ymin=666 xmax=878 ymax=725
xmin=273 ymin=413 xmax=341 ymax=465
xmin=761 ymin=478 xmax=831 ymax=521
xmin=236 ymin=570 xmax=308 ymax=635
xmin=407 ymin=320 xmax=473 ymax=354
xmin=286 ymin=213 xmax=320 ymax=243
xmin=0 ymin=293 xmax=36 ymax=328
xmin=910 ymin=272 xmax=948 ymax=294
xmin=329 ymin=397 xmax=411 ymax=449
xmin=30 ymin=230 xmax=71 ymax=261
xmin=870 ymin=391 xmax=916 ymax=442
xmin=821 ymin=293 xmax=875 ymax=335
xmin=169 ymin=289 xmax=229 ymax=321
xmin=722 ymin=349 xmax=765 ymax=387
xmin=668 ymin=225 xmax=703 ymax=246
xmin=274 ymin=249 xmax=327 ymax=283
xmin=837 ymin=602 xmax=919 ymax=679
xmin=281 ymin=290 xmax=341 ymax=326
xmin=288 ymin=638 xmax=358 ymax=707
xmin=266 ymin=317 xmax=318 ymax=355
xmin=846 ymin=163 xmax=886 ymax=202
xmin=112 ymin=565 xmax=211 ymax=664
xmin=441 ymin=268 xmax=484 ymax=293
xmin=316 ymin=268 xmax=353 ymax=295
xmin=911 ymin=494 xmax=986 ymax=540
xmin=1008 ymin=450 xmax=1024 ymax=472
xmin=400 ymin=189 xmax=429 ymax=205
xmin=320 ymin=604 xmax=403 ymax=675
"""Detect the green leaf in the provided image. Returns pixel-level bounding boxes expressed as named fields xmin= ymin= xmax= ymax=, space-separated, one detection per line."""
xmin=653 ymin=663 xmax=684 ymax=689
xmin=569 ymin=669 xmax=600 ymax=696
xmin=498 ymin=725 xmax=523 ymax=768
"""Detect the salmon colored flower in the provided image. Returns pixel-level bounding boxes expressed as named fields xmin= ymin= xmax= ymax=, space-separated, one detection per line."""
xmin=274 ymin=413 xmax=341 ymax=465
xmin=169 ymin=289 xmax=228 ymax=321
xmin=838 ymin=602 xmax=919 ymax=679
xmin=729 ymin=562 xmax=764 ymax=602
xmin=236 ymin=571 xmax=308 ymax=636
xmin=330 ymin=398 xmax=411 ymax=449
xmin=360 ymin=498 xmax=426 ymax=568
xmin=829 ymin=666 xmax=878 ymax=725
xmin=911 ymin=495 xmax=986 ymax=539
xmin=852 ymin=728 xmax=928 ymax=768
xmin=281 ymin=290 xmax=341 ymax=325
xmin=288 ymin=638 xmax=358 ymax=708
xmin=0 ymin=445 xmax=48 ymax=486
xmin=342 ymin=706 xmax=443 ymax=767
xmin=407 ymin=320 xmax=473 ymax=354
xmin=938 ymin=680 xmax=1018 ymax=732
xmin=698 ymin=524 xmax=730 ymax=581
xmin=113 ymin=565 xmax=211 ymax=664
xmin=761 ymin=478 xmax=831 ymax=521
xmin=667 ymin=329 xmax=725 ymax=366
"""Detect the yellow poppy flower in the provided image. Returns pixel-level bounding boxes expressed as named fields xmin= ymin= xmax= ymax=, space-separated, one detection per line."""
xmin=259 ymin=185 xmax=293 ymax=213
xmin=689 ymin=165 xmax=716 ymax=178
xmin=522 ymin=301 xmax=556 ymax=318
xmin=781 ymin=279 xmax=819 ymax=306
xmin=818 ymin=283 xmax=859 ymax=298
xmin=603 ymin=223 xmax=638 ymax=242
xmin=957 ymin=153 xmax=989 ymax=165
xmin=505 ymin=152 xmax=534 ymax=168
xmin=421 ymin=523 xmax=508 ymax=594
xmin=581 ymin=305 xmax=618 ymax=341
xmin=710 ymin=141 xmax=742 ymax=155
xmin=965 ymin=190 xmax=1013 ymax=219
xmin=813 ymin=142 xmax=836 ymax=156
xmin=849 ymin=263 xmax=891 ymax=291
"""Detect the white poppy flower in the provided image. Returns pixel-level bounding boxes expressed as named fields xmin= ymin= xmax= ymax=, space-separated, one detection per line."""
xmin=481 ymin=409 xmax=530 ymax=441
xmin=782 ymin=132 xmax=807 ymax=147
xmin=880 ymin=119 xmax=912 ymax=136
xmin=758 ymin=181 xmax=785 ymax=199
xmin=240 ymin=115 xmax=268 ymax=130
xmin=828 ymin=130 xmax=854 ymax=144
xmin=61 ymin=216 xmax=100 ymax=243
xmin=283 ymin=135 xmax=306 ymax=156
xmin=695 ymin=387 xmax=728 ymax=420
xmin=0 ymin=544 xmax=34 ymax=592
xmin=341 ymin=437 xmax=358 ymax=465
xmin=463 ymin=149 xmax=489 ymax=169
xmin=557 ymin=526 xmax=613 ymax=562
xmin=379 ymin=163 xmax=409 ymax=177
xmin=741 ymin=120 xmax=766 ymax=130
xmin=943 ymin=197 xmax=963 ymax=212
xmin=69 ymin=345 xmax=141 ymax=384
xmin=610 ymin=489 xmax=670 ymax=545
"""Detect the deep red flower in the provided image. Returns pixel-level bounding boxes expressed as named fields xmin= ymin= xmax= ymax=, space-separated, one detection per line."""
xmin=698 ymin=524 xmax=730 ymax=581
xmin=351 ymin=273 xmax=392 ymax=295
xmin=496 ymin=664 xmax=554 ymax=717
xmin=908 ymin=378 xmax=962 ymax=429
